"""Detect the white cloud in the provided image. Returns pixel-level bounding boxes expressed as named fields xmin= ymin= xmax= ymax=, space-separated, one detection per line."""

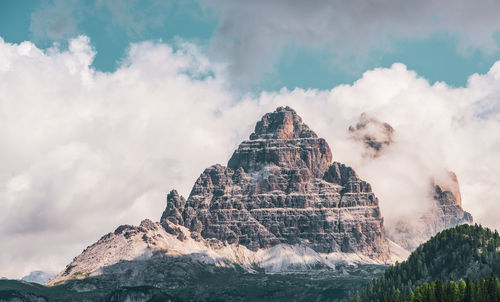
xmin=1 ymin=36 xmax=500 ymax=278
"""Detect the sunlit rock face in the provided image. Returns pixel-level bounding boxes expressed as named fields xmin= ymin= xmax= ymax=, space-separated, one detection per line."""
xmin=421 ymin=172 xmax=473 ymax=242
xmin=388 ymin=175 xmax=473 ymax=251
xmin=162 ymin=106 xmax=391 ymax=261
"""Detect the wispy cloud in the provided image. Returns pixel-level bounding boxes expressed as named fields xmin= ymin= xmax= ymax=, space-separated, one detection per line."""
xmin=202 ymin=0 xmax=500 ymax=83
xmin=29 ymin=0 xmax=177 ymax=43
xmin=30 ymin=0 xmax=81 ymax=42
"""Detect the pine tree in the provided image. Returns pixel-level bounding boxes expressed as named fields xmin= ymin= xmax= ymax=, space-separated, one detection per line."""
xmin=487 ymin=274 xmax=499 ymax=302
xmin=447 ymin=280 xmax=459 ymax=302
xmin=465 ymin=278 xmax=474 ymax=302
xmin=408 ymin=289 xmax=415 ymax=302
xmin=459 ymin=279 xmax=467 ymax=301
xmin=435 ymin=279 xmax=445 ymax=301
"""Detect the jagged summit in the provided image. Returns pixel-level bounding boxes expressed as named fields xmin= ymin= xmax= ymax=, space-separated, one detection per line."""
xmin=249 ymin=106 xmax=317 ymax=140
xmin=228 ymin=107 xmax=332 ymax=178
xmin=50 ymin=107 xmax=404 ymax=285
xmin=163 ymin=106 xmax=390 ymax=260
xmin=49 ymin=106 xmax=473 ymax=286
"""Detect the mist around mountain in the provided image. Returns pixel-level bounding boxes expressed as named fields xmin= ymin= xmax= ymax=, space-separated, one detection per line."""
xmin=0 ymin=107 xmax=479 ymax=302
xmin=20 ymin=271 xmax=56 ymax=285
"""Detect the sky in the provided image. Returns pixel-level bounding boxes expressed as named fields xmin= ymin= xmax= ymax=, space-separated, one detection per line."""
xmin=1 ymin=0 xmax=500 ymax=278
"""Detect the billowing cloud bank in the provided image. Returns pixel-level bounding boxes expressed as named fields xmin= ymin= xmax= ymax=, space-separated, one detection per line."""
xmin=1 ymin=36 xmax=499 ymax=277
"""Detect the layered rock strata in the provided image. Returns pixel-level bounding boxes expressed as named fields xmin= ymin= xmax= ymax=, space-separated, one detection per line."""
xmin=162 ymin=106 xmax=390 ymax=261
xmin=415 ymin=173 xmax=473 ymax=246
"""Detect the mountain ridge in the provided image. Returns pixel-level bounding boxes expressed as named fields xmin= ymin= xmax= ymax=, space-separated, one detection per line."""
xmin=161 ymin=106 xmax=390 ymax=259
xmin=48 ymin=106 xmax=471 ymax=287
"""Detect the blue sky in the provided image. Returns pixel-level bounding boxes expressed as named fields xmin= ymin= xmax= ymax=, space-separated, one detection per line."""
xmin=2 ymin=0 xmax=500 ymax=91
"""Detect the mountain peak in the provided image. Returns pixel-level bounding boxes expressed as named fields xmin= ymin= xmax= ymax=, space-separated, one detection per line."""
xmin=249 ymin=106 xmax=317 ymax=140
xmin=162 ymin=106 xmax=390 ymax=260
xmin=228 ymin=106 xmax=332 ymax=176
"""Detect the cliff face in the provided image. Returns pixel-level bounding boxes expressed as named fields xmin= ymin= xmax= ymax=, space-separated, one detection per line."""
xmin=161 ymin=106 xmax=391 ymax=261
xmin=347 ymin=114 xmax=473 ymax=252
xmin=432 ymin=172 xmax=473 ymax=226
xmin=385 ymin=170 xmax=473 ymax=252
xmin=412 ymin=174 xmax=473 ymax=249
xmin=49 ymin=106 xmax=476 ymax=286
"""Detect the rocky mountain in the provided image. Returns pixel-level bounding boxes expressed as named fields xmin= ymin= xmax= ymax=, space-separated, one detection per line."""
xmin=348 ymin=114 xmax=473 ymax=251
xmin=385 ymin=172 xmax=473 ymax=251
xmin=388 ymin=173 xmax=473 ymax=252
xmin=47 ymin=106 xmax=473 ymax=288
xmin=51 ymin=218 xmax=382 ymax=285
xmin=161 ymin=106 xmax=391 ymax=259
xmin=431 ymin=171 xmax=473 ymax=229
xmin=6 ymin=106 xmax=479 ymax=302
xmin=50 ymin=106 xmax=399 ymax=286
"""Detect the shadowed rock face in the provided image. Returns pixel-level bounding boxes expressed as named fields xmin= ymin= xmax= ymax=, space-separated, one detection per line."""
xmin=162 ymin=106 xmax=390 ymax=261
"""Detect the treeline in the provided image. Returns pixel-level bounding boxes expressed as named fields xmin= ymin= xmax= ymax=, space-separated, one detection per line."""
xmin=352 ymin=274 xmax=500 ymax=302
xmin=353 ymin=224 xmax=500 ymax=301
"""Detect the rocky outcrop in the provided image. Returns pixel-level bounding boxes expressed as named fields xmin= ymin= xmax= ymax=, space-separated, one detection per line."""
xmin=49 ymin=217 xmax=394 ymax=285
xmin=348 ymin=113 xmax=394 ymax=158
xmin=49 ymin=107 xmax=416 ymax=286
xmin=384 ymin=172 xmax=472 ymax=251
xmin=48 ymin=106 xmax=476 ymax=287
xmin=423 ymin=172 xmax=473 ymax=239
xmin=386 ymin=171 xmax=473 ymax=251
xmin=162 ymin=106 xmax=390 ymax=261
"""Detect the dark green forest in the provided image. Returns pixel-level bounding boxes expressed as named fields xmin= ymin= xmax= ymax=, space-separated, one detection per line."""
xmin=354 ymin=224 xmax=500 ymax=301
xmin=353 ymin=274 xmax=500 ymax=302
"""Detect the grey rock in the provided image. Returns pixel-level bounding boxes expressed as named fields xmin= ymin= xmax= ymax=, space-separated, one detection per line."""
xmin=388 ymin=171 xmax=473 ymax=251
xmin=348 ymin=113 xmax=394 ymax=158
xmin=427 ymin=172 xmax=473 ymax=235
xmin=162 ymin=106 xmax=390 ymax=261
